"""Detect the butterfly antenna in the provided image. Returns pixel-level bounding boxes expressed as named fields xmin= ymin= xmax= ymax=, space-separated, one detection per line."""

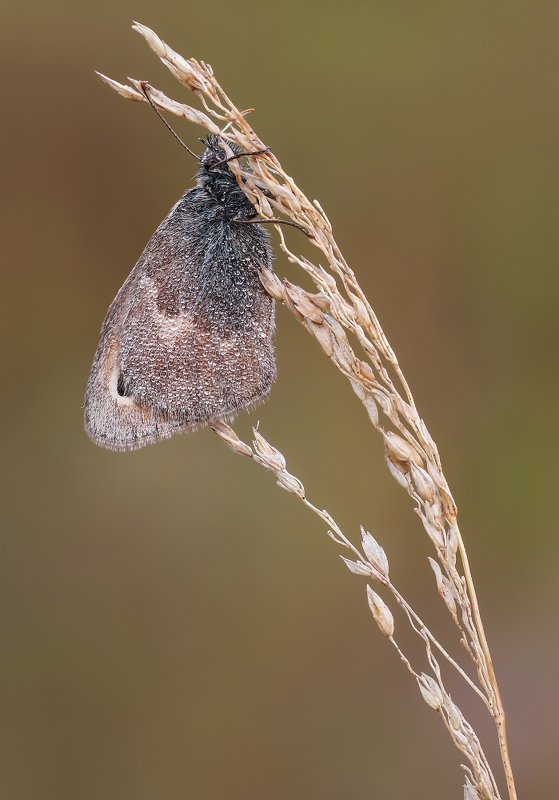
xmin=138 ymin=82 xmax=201 ymax=162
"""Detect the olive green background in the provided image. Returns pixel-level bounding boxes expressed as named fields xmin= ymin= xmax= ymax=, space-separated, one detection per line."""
xmin=3 ymin=2 xmax=558 ymax=798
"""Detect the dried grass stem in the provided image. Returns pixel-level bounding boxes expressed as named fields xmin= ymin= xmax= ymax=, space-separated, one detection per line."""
xmin=100 ymin=24 xmax=517 ymax=800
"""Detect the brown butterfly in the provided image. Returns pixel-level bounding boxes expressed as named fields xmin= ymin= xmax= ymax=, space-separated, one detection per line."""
xmin=84 ymin=136 xmax=276 ymax=451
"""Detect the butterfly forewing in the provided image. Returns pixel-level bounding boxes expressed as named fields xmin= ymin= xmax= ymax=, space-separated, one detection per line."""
xmin=85 ymin=178 xmax=275 ymax=451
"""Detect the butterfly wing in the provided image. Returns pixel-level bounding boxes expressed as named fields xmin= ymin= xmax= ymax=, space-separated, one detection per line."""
xmin=84 ymin=193 xmax=275 ymax=451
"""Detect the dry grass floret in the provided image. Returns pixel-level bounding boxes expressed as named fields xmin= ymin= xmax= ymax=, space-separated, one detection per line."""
xmin=99 ymin=23 xmax=518 ymax=800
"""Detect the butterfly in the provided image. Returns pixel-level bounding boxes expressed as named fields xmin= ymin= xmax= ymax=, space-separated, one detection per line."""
xmin=84 ymin=135 xmax=276 ymax=451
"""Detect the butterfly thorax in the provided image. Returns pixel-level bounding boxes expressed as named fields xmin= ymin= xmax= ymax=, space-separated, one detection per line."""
xmin=196 ymin=136 xmax=256 ymax=221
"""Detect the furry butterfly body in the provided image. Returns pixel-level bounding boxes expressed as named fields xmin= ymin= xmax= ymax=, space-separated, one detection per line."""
xmin=85 ymin=137 xmax=275 ymax=451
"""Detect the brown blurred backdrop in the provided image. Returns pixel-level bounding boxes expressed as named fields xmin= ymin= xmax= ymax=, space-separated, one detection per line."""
xmin=2 ymin=2 xmax=558 ymax=798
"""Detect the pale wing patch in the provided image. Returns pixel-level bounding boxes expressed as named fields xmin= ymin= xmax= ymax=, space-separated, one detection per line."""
xmin=85 ymin=307 xmax=195 ymax=451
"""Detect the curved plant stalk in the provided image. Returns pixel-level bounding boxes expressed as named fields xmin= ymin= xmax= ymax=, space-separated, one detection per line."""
xmin=98 ymin=23 xmax=517 ymax=800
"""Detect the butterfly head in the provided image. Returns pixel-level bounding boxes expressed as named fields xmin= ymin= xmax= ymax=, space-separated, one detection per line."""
xmin=199 ymin=135 xmax=240 ymax=173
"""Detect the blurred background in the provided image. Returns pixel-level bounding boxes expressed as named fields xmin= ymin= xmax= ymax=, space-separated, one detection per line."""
xmin=2 ymin=2 xmax=558 ymax=798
